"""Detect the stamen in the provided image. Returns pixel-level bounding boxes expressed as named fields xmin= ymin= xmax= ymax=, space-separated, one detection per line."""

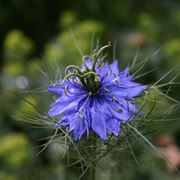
xmin=103 ymin=87 xmax=110 ymax=92
xmin=64 ymin=85 xmax=70 ymax=97
xmin=109 ymin=66 xmax=112 ymax=72
xmin=112 ymin=73 xmax=120 ymax=85
xmin=113 ymin=73 xmax=117 ymax=78
xmin=115 ymin=109 xmax=123 ymax=113
xmin=104 ymin=73 xmax=108 ymax=77
xmin=79 ymin=110 xmax=84 ymax=120
xmin=98 ymin=63 xmax=105 ymax=70
xmin=112 ymin=97 xmax=118 ymax=103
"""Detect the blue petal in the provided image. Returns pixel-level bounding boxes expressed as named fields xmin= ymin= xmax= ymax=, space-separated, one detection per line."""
xmin=119 ymin=79 xmax=141 ymax=87
xmin=101 ymin=91 xmax=138 ymax=113
xmin=110 ymin=60 xmax=119 ymax=75
xmin=90 ymin=107 xmax=107 ymax=141
xmin=69 ymin=113 xmax=87 ymax=141
xmin=48 ymin=83 xmax=66 ymax=96
xmin=56 ymin=116 xmax=69 ymax=128
xmin=106 ymin=118 xmax=120 ymax=136
xmin=107 ymin=84 xmax=147 ymax=98
xmin=111 ymin=107 xmax=131 ymax=121
xmin=48 ymin=94 xmax=87 ymax=116
xmin=119 ymin=85 xmax=147 ymax=98
xmin=118 ymin=67 xmax=129 ymax=78
xmin=81 ymin=58 xmax=92 ymax=71
xmin=104 ymin=100 xmax=132 ymax=121
xmin=97 ymin=63 xmax=110 ymax=76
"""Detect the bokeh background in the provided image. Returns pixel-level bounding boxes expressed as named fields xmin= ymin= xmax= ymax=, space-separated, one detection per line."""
xmin=0 ymin=0 xmax=180 ymax=179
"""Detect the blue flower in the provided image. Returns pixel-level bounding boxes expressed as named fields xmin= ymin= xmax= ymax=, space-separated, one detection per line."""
xmin=48 ymin=47 xmax=147 ymax=141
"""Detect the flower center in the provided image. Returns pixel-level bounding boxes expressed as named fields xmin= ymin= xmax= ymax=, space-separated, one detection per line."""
xmin=57 ymin=44 xmax=111 ymax=94
xmin=81 ymin=73 xmax=100 ymax=95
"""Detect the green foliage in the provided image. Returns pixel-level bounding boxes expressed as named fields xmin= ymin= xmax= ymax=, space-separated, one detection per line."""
xmin=0 ymin=172 xmax=17 ymax=180
xmin=3 ymin=30 xmax=34 ymax=60
xmin=0 ymin=133 xmax=33 ymax=167
xmin=165 ymin=38 xmax=180 ymax=60
xmin=138 ymin=13 xmax=158 ymax=40
xmin=45 ymin=17 xmax=104 ymax=67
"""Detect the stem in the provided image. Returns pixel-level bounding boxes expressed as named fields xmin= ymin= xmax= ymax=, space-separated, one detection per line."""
xmin=91 ymin=166 xmax=96 ymax=180
xmin=90 ymin=137 xmax=97 ymax=180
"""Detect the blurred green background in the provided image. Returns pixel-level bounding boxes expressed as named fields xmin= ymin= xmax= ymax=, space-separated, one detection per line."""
xmin=0 ymin=0 xmax=180 ymax=179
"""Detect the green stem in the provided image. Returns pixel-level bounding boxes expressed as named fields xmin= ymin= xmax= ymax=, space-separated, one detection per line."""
xmin=90 ymin=137 xmax=97 ymax=180
xmin=91 ymin=166 xmax=96 ymax=180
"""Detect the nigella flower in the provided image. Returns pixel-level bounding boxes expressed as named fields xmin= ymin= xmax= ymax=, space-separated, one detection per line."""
xmin=48 ymin=44 xmax=147 ymax=141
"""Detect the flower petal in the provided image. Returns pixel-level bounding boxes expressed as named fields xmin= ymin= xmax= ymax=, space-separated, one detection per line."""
xmin=106 ymin=118 xmax=120 ymax=136
xmin=107 ymin=84 xmax=147 ymax=98
xmin=110 ymin=60 xmax=119 ymax=75
xmin=81 ymin=58 xmax=92 ymax=71
xmin=90 ymin=107 xmax=107 ymax=141
xmin=69 ymin=113 xmax=87 ymax=141
xmin=48 ymin=94 xmax=87 ymax=116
